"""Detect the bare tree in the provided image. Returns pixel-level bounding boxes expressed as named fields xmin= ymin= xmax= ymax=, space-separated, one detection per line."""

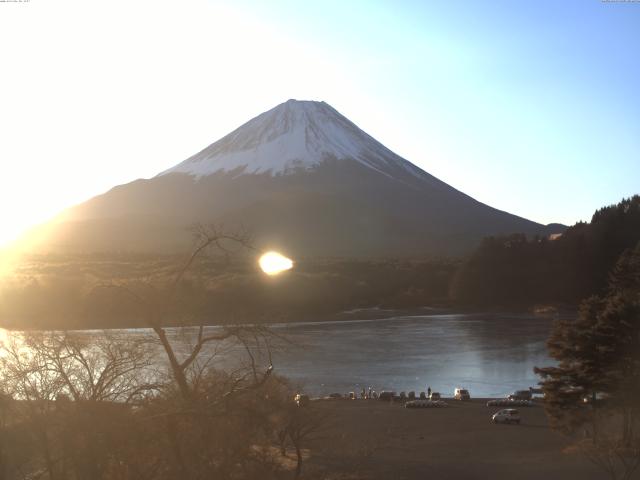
xmin=567 ymin=437 xmax=640 ymax=480
xmin=283 ymin=406 xmax=329 ymax=479
xmin=0 ymin=331 xmax=159 ymax=480
xmin=91 ymin=224 xmax=274 ymax=403
xmin=83 ymin=224 xmax=293 ymax=479
xmin=0 ymin=224 xmax=316 ymax=480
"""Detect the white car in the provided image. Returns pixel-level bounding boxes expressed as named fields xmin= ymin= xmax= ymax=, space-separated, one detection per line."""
xmin=492 ymin=408 xmax=521 ymax=424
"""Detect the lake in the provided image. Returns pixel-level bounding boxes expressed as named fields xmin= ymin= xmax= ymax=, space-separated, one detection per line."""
xmin=267 ymin=313 xmax=556 ymax=397
xmin=0 ymin=312 xmax=557 ymax=399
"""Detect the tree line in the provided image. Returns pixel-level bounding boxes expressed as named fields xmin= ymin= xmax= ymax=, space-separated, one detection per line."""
xmin=1 ymin=196 xmax=639 ymax=331
xmin=535 ymin=240 xmax=640 ymax=480
xmin=451 ymin=195 xmax=640 ymax=308
xmin=0 ymin=254 xmax=457 ymax=330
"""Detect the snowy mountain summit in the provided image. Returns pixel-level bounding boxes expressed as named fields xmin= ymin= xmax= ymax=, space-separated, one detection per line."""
xmin=38 ymin=99 xmax=564 ymax=257
xmin=161 ymin=99 xmax=420 ymax=178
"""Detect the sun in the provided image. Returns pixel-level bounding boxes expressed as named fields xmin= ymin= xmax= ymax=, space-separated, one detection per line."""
xmin=0 ymin=225 xmax=24 ymax=249
xmin=259 ymin=251 xmax=293 ymax=275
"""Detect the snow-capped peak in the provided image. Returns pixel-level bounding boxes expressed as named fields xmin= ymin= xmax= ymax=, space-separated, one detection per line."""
xmin=159 ymin=99 xmax=423 ymax=178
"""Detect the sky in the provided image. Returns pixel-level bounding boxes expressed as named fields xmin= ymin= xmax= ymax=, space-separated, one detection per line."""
xmin=0 ymin=0 xmax=638 ymax=246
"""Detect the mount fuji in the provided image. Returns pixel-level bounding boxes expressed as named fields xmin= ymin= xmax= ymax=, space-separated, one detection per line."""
xmin=161 ymin=99 xmax=426 ymax=179
xmin=37 ymin=99 xmax=562 ymax=257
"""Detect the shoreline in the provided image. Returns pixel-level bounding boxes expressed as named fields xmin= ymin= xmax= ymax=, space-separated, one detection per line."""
xmin=0 ymin=308 xmax=566 ymax=334
xmin=0 ymin=300 xmax=578 ymax=331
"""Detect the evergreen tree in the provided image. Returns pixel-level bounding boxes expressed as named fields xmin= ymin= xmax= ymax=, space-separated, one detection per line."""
xmin=452 ymin=195 xmax=640 ymax=307
xmin=535 ymin=242 xmax=640 ymax=479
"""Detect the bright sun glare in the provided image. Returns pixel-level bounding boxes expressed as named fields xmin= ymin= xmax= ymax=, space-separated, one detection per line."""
xmin=259 ymin=251 xmax=293 ymax=275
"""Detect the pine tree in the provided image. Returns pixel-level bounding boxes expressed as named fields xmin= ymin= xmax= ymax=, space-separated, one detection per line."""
xmin=535 ymin=242 xmax=640 ymax=479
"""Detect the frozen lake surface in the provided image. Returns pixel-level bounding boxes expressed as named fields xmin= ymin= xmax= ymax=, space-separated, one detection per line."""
xmin=3 ymin=312 xmax=556 ymax=399
xmin=267 ymin=313 xmax=556 ymax=397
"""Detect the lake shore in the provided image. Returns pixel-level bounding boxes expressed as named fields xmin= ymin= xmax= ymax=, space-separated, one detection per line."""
xmin=275 ymin=303 xmax=577 ymax=327
xmin=302 ymin=398 xmax=601 ymax=479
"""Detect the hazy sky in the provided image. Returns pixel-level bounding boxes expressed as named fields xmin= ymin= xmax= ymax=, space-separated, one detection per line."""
xmin=0 ymin=0 xmax=638 ymax=246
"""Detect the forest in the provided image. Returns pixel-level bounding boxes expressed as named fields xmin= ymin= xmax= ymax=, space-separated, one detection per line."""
xmin=451 ymin=195 xmax=640 ymax=308
xmin=0 ymin=196 xmax=638 ymax=329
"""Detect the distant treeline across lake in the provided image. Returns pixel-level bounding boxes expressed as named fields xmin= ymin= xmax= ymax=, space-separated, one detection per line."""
xmin=1 ymin=196 xmax=637 ymax=330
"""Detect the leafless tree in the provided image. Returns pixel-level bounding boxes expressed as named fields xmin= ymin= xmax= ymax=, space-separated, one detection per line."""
xmin=566 ymin=436 xmax=640 ymax=480
xmin=0 ymin=224 xmax=322 ymax=480
xmin=282 ymin=405 xmax=329 ymax=479
xmin=82 ymin=224 xmax=296 ymax=479
xmin=0 ymin=330 xmax=159 ymax=480
xmin=90 ymin=224 xmax=274 ymax=403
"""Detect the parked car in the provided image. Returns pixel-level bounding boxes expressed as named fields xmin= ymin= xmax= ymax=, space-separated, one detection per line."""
xmin=378 ymin=391 xmax=396 ymax=401
xmin=454 ymin=388 xmax=471 ymax=401
xmin=508 ymin=390 xmax=532 ymax=401
xmin=408 ymin=391 xmax=416 ymax=400
xmin=399 ymin=391 xmax=407 ymax=401
xmin=486 ymin=399 xmax=533 ymax=407
xmin=429 ymin=392 xmax=441 ymax=401
xmin=492 ymin=409 xmax=521 ymax=424
xmin=419 ymin=391 xmax=427 ymax=399
xmin=405 ymin=400 xmax=448 ymax=408
xmin=294 ymin=394 xmax=310 ymax=407
xmin=529 ymin=388 xmax=544 ymax=397
xmin=582 ymin=392 xmax=610 ymax=405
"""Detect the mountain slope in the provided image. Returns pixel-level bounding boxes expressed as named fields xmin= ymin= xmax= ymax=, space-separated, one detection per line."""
xmin=35 ymin=100 xmax=562 ymax=257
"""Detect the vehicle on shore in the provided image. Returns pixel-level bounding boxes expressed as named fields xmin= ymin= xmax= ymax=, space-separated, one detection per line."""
xmin=582 ymin=392 xmax=610 ymax=405
xmin=508 ymin=390 xmax=532 ymax=401
xmin=530 ymin=387 xmax=544 ymax=398
xmin=486 ymin=399 xmax=533 ymax=407
xmin=405 ymin=399 xmax=448 ymax=408
xmin=492 ymin=409 xmax=521 ymax=424
xmin=378 ymin=391 xmax=396 ymax=401
xmin=454 ymin=388 xmax=470 ymax=400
